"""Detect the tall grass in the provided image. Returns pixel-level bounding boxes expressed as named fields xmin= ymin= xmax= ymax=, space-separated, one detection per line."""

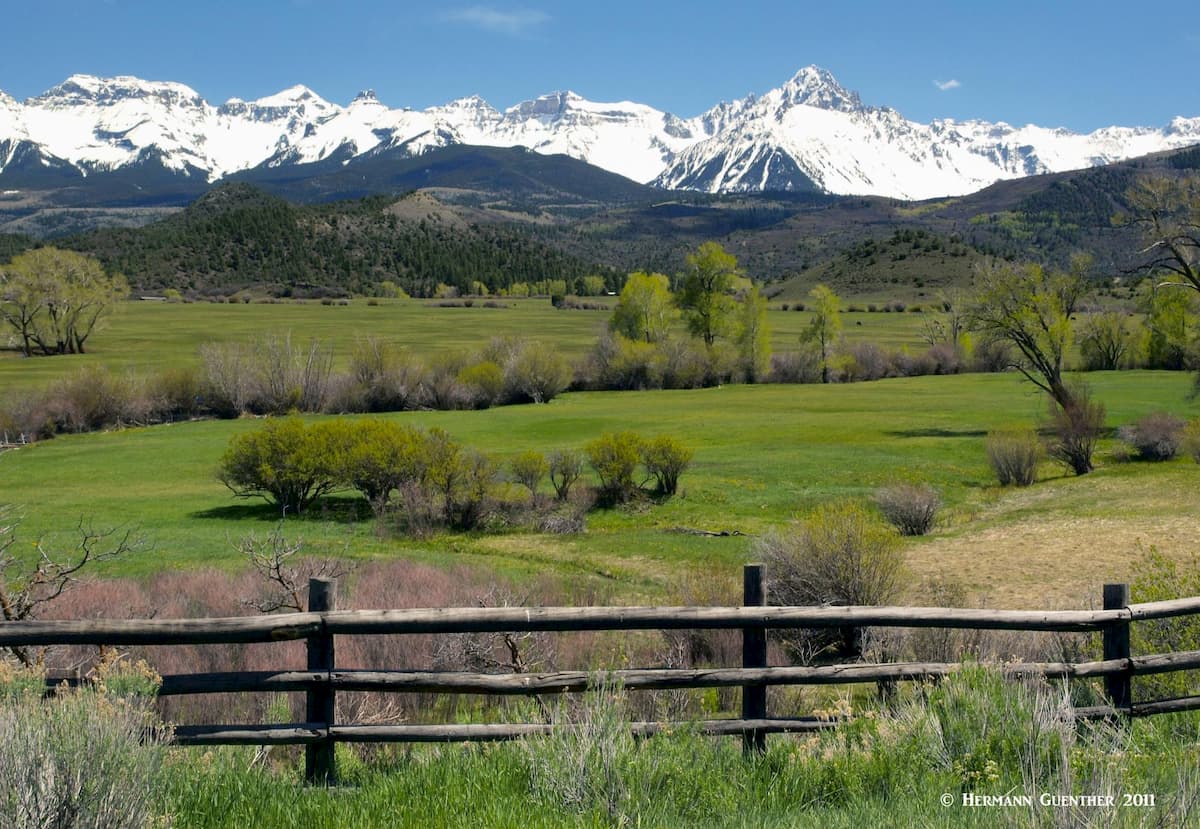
xmin=152 ymin=666 xmax=1200 ymax=828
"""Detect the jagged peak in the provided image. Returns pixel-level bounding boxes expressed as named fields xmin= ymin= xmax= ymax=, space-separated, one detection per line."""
xmin=351 ymin=89 xmax=383 ymax=106
xmin=778 ymin=65 xmax=862 ymax=112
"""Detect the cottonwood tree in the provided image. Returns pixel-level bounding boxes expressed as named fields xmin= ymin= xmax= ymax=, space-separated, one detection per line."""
xmin=1118 ymin=175 xmax=1200 ymax=292
xmin=676 ymin=242 xmax=745 ymax=347
xmin=968 ymin=255 xmax=1104 ymax=474
xmin=0 ymin=247 xmax=129 ymax=356
xmin=734 ymin=283 xmax=771 ymax=382
xmin=967 ymin=256 xmax=1091 ymax=410
xmin=804 ymin=284 xmax=842 ymax=383
xmin=609 ymin=271 xmax=676 ymax=343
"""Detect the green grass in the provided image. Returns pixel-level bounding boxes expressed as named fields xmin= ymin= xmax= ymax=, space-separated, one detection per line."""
xmin=151 ymin=671 xmax=1200 ymax=828
xmin=2 ymin=370 xmax=1196 ymax=604
xmin=0 ymin=298 xmax=932 ymax=391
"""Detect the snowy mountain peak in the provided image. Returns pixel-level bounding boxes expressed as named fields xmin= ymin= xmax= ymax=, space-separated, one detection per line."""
xmin=33 ymin=74 xmax=206 ymax=108
xmin=507 ymin=91 xmax=583 ymax=121
xmin=251 ymin=85 xmax=327 ymax=108
xmin=2 ymin=69 xmax=1198 ymax=201
xmin=779 ymin=65 xmax=862 ymax=112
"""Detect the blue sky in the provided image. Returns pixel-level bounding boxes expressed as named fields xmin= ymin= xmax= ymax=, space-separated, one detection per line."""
xmin=2 ymin=1 xmax=1197 ymax=130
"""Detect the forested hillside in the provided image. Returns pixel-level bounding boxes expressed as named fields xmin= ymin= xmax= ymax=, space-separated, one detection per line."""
xmin=58 ymin=184 xmax=615 ymax=296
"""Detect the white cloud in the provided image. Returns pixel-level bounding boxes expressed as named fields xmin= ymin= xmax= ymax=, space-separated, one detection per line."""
xmin=934 ymin=79 xmax=962 ymax=92
xmin=444 ymin=6 xmax=549 ymax=35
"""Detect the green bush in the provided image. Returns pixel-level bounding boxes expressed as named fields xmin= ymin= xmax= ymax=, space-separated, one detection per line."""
xmin=547 ymin=449 xmax=584 ymax=501
xmin=338 ymin=419 xmax=429 ymax=511
xmin=217 ymin=416 xmax=342 ymax=514
xmin=985 ymin=428 xmax=1042 ymax=486
xmin=641 ymin=435 xmax=693 ymax=496
xmin=510 ymin=450 xmax=549 ymax=497
xmin=586 ymin=432 xmax=645 ymax=506
xmin=1184 ymin=417 xmax=1200 ymax=463
xmin=1130 ymin=548 xmax=1200 ymax=701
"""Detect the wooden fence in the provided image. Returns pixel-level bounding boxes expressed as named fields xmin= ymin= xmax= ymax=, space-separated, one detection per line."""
xmin=4 ymin=566 xmax=1200 ymax=785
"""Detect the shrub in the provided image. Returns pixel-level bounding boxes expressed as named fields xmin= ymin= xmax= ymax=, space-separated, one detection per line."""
xmin=758 ymin=501 xmax=904 ymax=658
xmin=1130 ymin=548 xmax=1200 ymax=700
xmin=43 ymin=366 xmax=154 ymax=432
xmin=338 ymin=420 xmax=429 ymax=511
xmin=150 ymin=366 xmax=203 ymax=420
xmin=510 ymin=450 xmax=549 ymax=497
xmin=586 ymin=432 xmax=645 ymax=506
xmin=0 ymin=661 xmax=168 ymax=829
xmin=1119 ymin=411 xmax=1185 ymax=461
xmin=457 ymin=360 xmax=506 ymax=408
xmin=767 ymin=345 xmax=821 ymax=384
xmin=506 ymin=342 xmax=572 ymax=404
xmin=1183 ymin=418 xmax=1200 ymax=463
xmin=985 ymin=428 xmax=1042 ymax=486
xmin=548 ymin=449 xmax=585 ymax=501
xmin=348 ymin=338 xmax=430 ymax=412
xmin=1046 ymin=387 xmax=1105 ymax=475
xmin=873 ymin=482 xmax=940 ymax=535
xmin=217 ymin=416 xmax=342 ymax=514
xmin=640 ymin=435 xmax=693 ymax=496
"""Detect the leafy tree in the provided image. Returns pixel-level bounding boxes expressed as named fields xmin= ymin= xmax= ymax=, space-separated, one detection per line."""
xmin=610 ymin=271 xmax=676 ymax=343
xmin=804 ymin=284 xmax=842 ymax=383
xmin=676 ymin=242 xmax=743 ymax=347
xmin=734 ymin=284 xmax=771 ymax=382
xmin=1139 ymin=281 xmax=1198 ymax=370
xmin=580 ymin=275 xmax=608 ymax=296
xmin=966 ymin=256 xmax=1090 ymax=410
xmin=0 ymin=247 xmax=129 ymax=356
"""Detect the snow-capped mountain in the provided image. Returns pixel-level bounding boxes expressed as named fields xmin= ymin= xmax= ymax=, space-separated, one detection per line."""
xmin=1 ymin=67 xmax=1197 ymax=201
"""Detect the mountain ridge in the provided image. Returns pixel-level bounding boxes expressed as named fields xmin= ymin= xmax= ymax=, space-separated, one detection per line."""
xmin=2 ymin=67 xmax=1197 ymax=202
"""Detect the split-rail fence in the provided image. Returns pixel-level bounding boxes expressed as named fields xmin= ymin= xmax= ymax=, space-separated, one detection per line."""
xmin=3 ymin=566 xmax=1200 ymax=784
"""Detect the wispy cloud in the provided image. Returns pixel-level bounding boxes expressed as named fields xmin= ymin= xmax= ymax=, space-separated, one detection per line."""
xmin=444 ymin=6 xmax=549 ymax=35
xmin=933 ymin=79 xmax=962 ymax=92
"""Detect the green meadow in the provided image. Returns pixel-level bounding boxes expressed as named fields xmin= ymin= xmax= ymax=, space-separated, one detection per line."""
xmin=0 ymin=298 xmax=929 ymax=390
xmin=2 ymin=369 xmax=1195 ymax=607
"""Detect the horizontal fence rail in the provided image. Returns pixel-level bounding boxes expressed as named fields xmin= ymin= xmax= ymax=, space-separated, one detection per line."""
xmin=0 ymin=605 xmax=1138 ymax=647
xmin=10 ymin=569 xmax=1200 ymax=785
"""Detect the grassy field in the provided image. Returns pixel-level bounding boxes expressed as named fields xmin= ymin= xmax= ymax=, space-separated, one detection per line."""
xmin=0 ymin=298 xmax=931 ymax=390
xmin=2 ymin=370 xmax=1196 ymax=607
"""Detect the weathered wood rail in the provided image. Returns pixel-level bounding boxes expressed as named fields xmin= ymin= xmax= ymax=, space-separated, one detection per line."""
xmin=4 ymin=567 xmax=1200 ymax=785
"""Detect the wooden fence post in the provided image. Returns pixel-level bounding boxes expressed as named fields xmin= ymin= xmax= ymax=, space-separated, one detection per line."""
xmin=742 ymin=564 xmax=767 ymax=754
xmin=306 ymin=577 xmax=337 ymax=785
xmin=1102 ymin=583 xmax=1131 ymax=714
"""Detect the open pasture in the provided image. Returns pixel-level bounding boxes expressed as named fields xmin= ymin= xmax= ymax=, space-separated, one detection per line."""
xmin=0 ymin=298 xmax=930 ymax=390
xmin=1 ymin=370 xmax=1196 ymax=607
